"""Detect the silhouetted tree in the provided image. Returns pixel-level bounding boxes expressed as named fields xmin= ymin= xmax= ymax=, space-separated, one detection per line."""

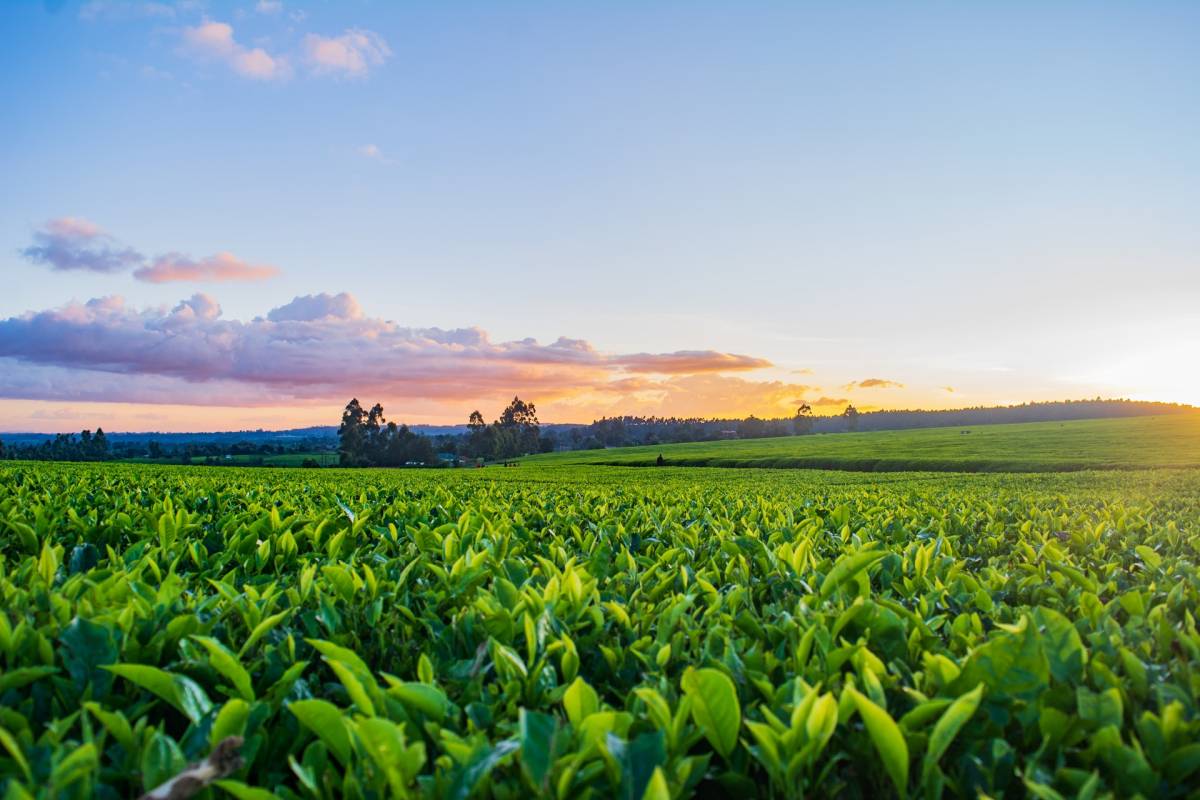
xmin=466 ymin=410 xmax=488 ymax=458
xmin=338 ymin=399 xmax=438 ymax=467
xmin=338 ymin=399 xmax=368 ymax=465
xmin=497 ymin=396 xmax=540 ymax=456
xmin=842 ymin=405 xmax=860 ymax=432
xmin=794 ymin=403 xmax=814 ymax=435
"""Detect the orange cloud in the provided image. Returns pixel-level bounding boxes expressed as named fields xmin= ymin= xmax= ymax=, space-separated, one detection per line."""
xmin=810 ymin=396 xmax=850 ymax=407
xmin=134 ymin=252 xmax=280 ymax=283
xmin=843 ymin=378 xmax=904 ymax=390
xmin=615 ymin=351 xmax=771 ymax=374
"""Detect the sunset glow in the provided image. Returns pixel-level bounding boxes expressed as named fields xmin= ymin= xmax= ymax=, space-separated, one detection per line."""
xmin=3 ymin=2 xmax=1198 ymax=432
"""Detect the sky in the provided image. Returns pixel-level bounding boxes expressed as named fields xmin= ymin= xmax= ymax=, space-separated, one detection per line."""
xmin=1 ymin=0 xmax=1198 ymax=432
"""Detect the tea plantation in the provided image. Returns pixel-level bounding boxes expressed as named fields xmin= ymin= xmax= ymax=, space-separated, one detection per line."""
xmin=1 ymin=462 xmax=1199 ymax=798
xmin=526 ymin=414 xmax=1200 ymax=472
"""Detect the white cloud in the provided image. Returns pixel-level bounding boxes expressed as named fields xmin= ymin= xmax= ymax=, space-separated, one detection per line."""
xmin=356 ymin=143 xmax=397 ymax=165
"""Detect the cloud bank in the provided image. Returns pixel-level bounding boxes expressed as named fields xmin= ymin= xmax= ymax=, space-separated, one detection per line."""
xmin=0 ymin=293 xmax=779 ymax=410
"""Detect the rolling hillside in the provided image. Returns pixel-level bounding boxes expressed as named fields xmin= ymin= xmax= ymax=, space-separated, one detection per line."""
xmin=523 ymin=413 xmax=1200 ymax=472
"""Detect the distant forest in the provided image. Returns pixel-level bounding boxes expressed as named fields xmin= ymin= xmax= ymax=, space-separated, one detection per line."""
xmin=1 ymin=398 xmax=1192 ymax=465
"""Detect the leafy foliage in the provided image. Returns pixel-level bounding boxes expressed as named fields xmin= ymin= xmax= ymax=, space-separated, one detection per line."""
xmin=0 ymin=462 xmax=1198 ymax=798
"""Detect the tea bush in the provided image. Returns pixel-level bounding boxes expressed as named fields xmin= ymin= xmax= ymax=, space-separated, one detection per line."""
xmin=0 ymin=463 xmax=1198 ymax=798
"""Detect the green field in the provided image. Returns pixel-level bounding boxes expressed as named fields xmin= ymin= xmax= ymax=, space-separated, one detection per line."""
xmin=119 ymin=452 xmax=338 ymax=467
xmin=527 ymin=413 xmax=1200 ymax=472
xmin=1 ymin=459 xmax=1198 ymax=799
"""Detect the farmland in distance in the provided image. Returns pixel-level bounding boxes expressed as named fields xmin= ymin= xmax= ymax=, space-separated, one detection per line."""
xmin=526 ymin=413 xmax=1200 ymax=472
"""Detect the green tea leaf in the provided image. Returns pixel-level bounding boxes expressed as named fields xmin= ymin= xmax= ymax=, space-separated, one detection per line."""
xmin=193 ymin=636 xmax=255 ymax=701
xmin=681 ymin=667 xmax=741 ymax=758
xmin=288 ymin=699 xmax=351 ymax=766
xmin=847 ymin=686 xmax=909 ymax=798
xmin=921 ymin=683 xmax=983 ymax=785
xmin=819 ymin=549 xmax=887 ymax=600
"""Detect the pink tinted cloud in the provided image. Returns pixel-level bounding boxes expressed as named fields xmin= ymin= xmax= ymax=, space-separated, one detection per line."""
xmin=303 ymin=29 xmax=390 ymax=77
xmin=616 ymin=350 xmax=772 ymax=374
xmin=20 ymin=217 xmax=143 ymax=273
xmin=0 ymin=293 xmax=776 ymax=408
xmin=134 ymin=252 xmax=281 ymax=283
xmin=181 ymin=21 xmax=290 ymax=81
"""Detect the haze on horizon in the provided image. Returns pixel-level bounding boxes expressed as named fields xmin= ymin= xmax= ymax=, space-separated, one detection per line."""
xmin=2 ymin=1 xmax=1198 ymax=433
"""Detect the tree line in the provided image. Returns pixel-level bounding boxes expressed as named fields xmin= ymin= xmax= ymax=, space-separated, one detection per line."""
xmin=3 ymin=397 xmax=1188 ymax=466
xmin=336 ymin=396 xmax=553 ymax=466
xmin=0 ymin=429 xmax=112 ymax=461
xmin=336 ymin=399 xmax=439 ymax=467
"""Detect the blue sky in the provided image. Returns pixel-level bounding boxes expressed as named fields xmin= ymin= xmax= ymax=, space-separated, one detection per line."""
xmin=2 ymin=1 xmax=1198 ymax=430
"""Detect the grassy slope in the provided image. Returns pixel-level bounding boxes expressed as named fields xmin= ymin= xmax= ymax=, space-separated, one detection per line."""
xmin=523 ymin=412 xmax=1200 ymax=472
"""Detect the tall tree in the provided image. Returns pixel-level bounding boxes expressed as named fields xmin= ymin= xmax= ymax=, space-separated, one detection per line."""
xmin=498 ymin=396 xmax=540 ymax=455
xmin=466 ymin=410 xmax=487 ymax=458
xmin=366 ymin=403 xmax=386 ymax=463
xmin=338 ymin=399 xmax=368 ymax=466
xmin=92 ymin=427 xmax=108 ymax=458
xmin=842 ymin=405 xmax=860 ymax=432
xmin=794 ymin=403 xmax=814 ymax=435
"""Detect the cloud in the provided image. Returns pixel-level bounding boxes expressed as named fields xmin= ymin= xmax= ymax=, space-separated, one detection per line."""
xmin=616 ymin=351 xmax=771 ymax=374
xmin=942 ymin=386 xmax=955 ymax=393
xmin=303 ymin=29 xmax=390 ymax=77
xmin=843 ymin=378 xmax=904 ymax=390
xmin=266 ymin=292 xmax=362 ymax=321
xmin=0 ymin=293 xmax=775 ymax=408
xmin=181 ymin=21 xmax=291 ymax=81
xmin=20 ymin=217 xmax=144 ymax=273
xmin=21 ymin=217 xmax=281 ymax=284
xmin=356 ymin=143 xmax=398 ymax=165
xmin=255 ymin=0 xmax=282 ymax=14
xmin=810 ymin=396 xmax=850 ymax=407
xmin=134 ymin=252 xmax=281 ymax=283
